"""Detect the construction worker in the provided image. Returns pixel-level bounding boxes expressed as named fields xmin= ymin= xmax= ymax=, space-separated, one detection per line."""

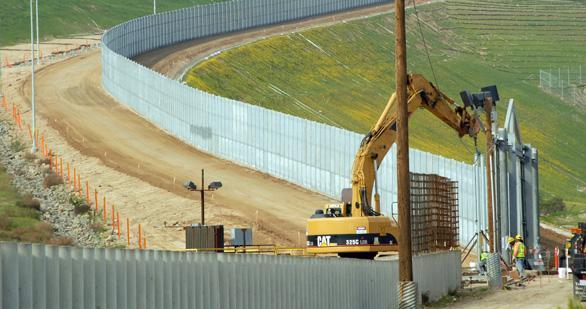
xmin=479 ymin=251 xmax=489 ymax=273
xmin=513 ymin=234 xmax=527 ymax=278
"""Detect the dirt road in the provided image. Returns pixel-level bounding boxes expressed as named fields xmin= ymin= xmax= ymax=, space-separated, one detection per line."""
xmin=17 ymin=50 xmax=337 ymax=248
xmin=448 ymin=275 xmax=574 ymax=309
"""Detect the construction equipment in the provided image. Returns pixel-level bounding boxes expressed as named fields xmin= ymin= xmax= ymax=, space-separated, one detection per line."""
xmin=569 ymin=223 xmax=586 ymax=301
xmin=306 ymin=74 xmax=483 ymax=259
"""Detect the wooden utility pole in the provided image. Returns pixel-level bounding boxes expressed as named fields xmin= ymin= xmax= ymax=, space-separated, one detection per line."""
xmin=395 ymin=0 xmax=413 ymax=282
xmin=201 ymin=169 xmax=205 ymax=225
xmin=484 ymin=99 xmax=495 ymax=253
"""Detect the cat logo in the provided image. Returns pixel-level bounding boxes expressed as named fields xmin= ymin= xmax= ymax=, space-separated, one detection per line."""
xmin=317 ymin=235 xmax=332 ymax=247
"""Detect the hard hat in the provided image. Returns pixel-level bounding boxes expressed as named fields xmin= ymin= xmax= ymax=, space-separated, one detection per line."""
xmin=515 ymin=234 xmax=523 ymax=240
xmin=508 ymin=236 xmax=514 ymax=243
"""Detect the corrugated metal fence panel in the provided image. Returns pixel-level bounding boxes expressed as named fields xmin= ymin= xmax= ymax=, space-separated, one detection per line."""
xmin=0 ymin=242 xmax=461 ymax=308
xmin=101 ymin=0 xmax=487 ymax=246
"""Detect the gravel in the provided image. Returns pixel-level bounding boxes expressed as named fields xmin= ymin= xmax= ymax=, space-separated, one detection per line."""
xmin=0 ymin=119 xmax=114 ymax=247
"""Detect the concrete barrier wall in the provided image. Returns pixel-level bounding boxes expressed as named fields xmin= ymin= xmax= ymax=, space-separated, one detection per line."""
xmin=100 ymin=0 xmax=488 ymax=245
xmin=0 ymin=242 xmax=460 ymax=308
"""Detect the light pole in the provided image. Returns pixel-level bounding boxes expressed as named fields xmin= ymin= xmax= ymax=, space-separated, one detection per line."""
xmin=0 ymin=22 xmax=3 ymax=97
xmin=30 ymin=0 xmax=36 ymax=153
xmin=35 ymin=0 xmax=40 ymax=64
xmin=184 ymin=169 xmax=222 ymax=225
xmin=153 ymin=0 xmax=157 ymax=14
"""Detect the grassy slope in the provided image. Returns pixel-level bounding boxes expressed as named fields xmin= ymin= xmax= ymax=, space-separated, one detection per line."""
xmin=184 ymin=0 xmax=586 ymax=215
xmin=0 ymin=0 xmax=223 ymax=46
xmin=0 ymin=161 xmax=44 ymax=241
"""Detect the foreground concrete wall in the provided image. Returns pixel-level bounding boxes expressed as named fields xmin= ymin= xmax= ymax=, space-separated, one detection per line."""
xmin=0 ymin=242 xmax=461 ymax=308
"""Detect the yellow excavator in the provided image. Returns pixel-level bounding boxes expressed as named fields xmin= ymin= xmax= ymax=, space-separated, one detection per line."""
xmin=306 ymin=74 xmax=483 ymax=259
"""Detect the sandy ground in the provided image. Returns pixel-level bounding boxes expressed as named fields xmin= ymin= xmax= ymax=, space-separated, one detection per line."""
xmin=449 ymin=275 xmax=575 ymax=308
xmin=0 ymin=35 xmax=101 ymax=67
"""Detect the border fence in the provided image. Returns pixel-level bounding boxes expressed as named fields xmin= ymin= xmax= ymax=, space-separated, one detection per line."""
xmin=100 ymin=0 xmax=488 ymax=245
xmin=0 ymin=242 xmax=461 ymax=308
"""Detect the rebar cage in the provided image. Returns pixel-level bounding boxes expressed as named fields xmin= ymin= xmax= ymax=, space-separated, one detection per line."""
xmin=410 ymin=173 xmax=459 ymax=254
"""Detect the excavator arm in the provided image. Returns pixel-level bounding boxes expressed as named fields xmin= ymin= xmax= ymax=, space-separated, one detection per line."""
xmin=350 ymin=74 xmax=480 ymax=217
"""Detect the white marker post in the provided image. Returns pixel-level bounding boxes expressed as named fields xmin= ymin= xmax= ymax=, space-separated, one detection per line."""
xmin=30 ymin=0 xmax=37 ymax=153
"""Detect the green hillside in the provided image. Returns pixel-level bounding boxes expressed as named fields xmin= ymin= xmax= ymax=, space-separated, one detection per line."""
xmin=184 ymin=0 xmax=586 ymax=221
xmin=0 ymin=0 xmax=222 ymax=46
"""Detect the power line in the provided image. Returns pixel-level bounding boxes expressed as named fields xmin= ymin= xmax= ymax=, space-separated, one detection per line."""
xmin=410 ymin=0 xmax=440 ymax=90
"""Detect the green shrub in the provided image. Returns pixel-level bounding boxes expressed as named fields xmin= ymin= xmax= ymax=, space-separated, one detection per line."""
xmin=18 ymin=194 xmax=41 ymax=211
xmin=69 ymin=194 xmax=90 ymax=215
xmin=13 ymin=222 xmax=54 ymax=243
xmin=43 ymin=172 xmax=63 ymax=188
xmin=10 ymin=140 xmax=24 ymax=153
xmin=540 ymin=196 xmax=566 ymax=215
xmin=49 ymin=236 xmax=74 ymax=246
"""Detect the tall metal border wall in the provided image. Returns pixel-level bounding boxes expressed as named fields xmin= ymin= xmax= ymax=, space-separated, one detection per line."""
xmin=495 ymin=100 xmax=540 ymax=254
xmin=101 ymin=0 xmax=488 ymax=245
xmin=0 ymin=242 xmax=461 ymax=308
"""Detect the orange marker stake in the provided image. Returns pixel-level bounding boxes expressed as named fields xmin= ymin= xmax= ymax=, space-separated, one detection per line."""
xmin=103 ymin=196 xmax=107 ymax=222
xmin=138 ymin=224 xmax=142 ymax=250
xmin=143 ymin=237 xmax=147 ymax=250
xmin=126 ymin=218 xmax=130 ymax=246
xmin=67 ymin=162 xmax=71 ymax=185
xmin=41 ymin=135 xmax=45 ymax=154
xmin=86 ymin=181 xmax=90 ymax=203
xmin=73 ymin=168 xmax=77 ymax=191
xmin=77 ymin=174 xmax=81 ymax=194
xmin=16 ymin=112 xmax=22 ymax=130
xmin=49 ymin=151 xmax=53 ymax=170
xmin=117 ymin=212 xmax=121 ymax=239
xmin=27 ymin=125 xmax=32 ymax=140
xmin=60 ymin=158 xmax=63 ymax=178
xmin=94 ymin=189 xmax=99 ymax=212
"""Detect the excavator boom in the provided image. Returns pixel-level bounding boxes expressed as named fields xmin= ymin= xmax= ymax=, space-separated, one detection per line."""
xmin=351 ymin=74 xmax=480 ymax=217
xmin=306 ymin=74 xmax=480 ymax=259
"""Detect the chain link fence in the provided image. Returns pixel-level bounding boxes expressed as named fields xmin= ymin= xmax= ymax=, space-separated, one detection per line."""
xmin=539 ymin=66 xmax=586 ymax=108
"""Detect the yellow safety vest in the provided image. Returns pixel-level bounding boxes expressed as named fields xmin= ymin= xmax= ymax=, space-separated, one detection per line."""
xmin=515 ymin=242 xmax=525 ymax=258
